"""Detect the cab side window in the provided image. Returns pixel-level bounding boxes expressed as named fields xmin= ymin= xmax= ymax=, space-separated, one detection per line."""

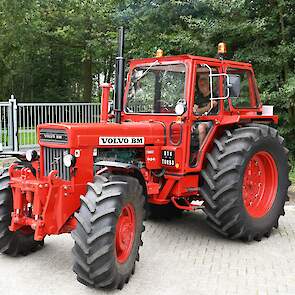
xmin=194 ymin=65 xmax=220 ymax=115
xmin=227 ymin=68 xmax=259 ymax=108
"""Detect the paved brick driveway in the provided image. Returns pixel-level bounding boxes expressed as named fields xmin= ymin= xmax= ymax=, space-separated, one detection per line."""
xmin=0 ymin=204 xmax=294 ymax=295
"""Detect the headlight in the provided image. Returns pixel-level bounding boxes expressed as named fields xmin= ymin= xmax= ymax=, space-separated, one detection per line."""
xmin=63 ymin=154 xmax=76 ymax=168
xmin=26 ymin=150 xmax=38 ymax=162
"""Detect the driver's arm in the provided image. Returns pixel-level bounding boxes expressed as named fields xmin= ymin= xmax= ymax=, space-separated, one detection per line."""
xmin=193 ymin=101 xmax=217 ymax=115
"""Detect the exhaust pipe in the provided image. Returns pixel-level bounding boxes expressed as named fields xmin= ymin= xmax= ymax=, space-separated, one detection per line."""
xmin=114 ymin=27 xmax=125 ymax=124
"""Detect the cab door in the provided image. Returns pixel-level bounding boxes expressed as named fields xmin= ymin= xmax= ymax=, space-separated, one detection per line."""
xmin=188 ymin=62 xmax=223 ymax=168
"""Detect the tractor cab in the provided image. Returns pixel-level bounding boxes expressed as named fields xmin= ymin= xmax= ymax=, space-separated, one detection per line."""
xmin=99 ymin=47 xmax=269 ymax=173
xmin=120 ymin=52 xmax=262 ymax=121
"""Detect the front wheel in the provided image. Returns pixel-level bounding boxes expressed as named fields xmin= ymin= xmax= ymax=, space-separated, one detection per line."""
xmin=201 ymin=124 xmax=290 ymax=241
xmin=71 ymin=174 xmax=145 ymax=290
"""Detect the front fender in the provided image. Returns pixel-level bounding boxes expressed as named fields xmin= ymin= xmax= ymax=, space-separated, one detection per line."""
xmin=95 ymin=161 xmax=147 ymax=196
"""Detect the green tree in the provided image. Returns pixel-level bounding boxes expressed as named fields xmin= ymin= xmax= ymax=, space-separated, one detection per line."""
xmin=0 ymin=0 xmax=120 ymax=102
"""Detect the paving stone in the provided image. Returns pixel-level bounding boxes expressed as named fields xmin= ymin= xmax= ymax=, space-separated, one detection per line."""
xmin=0 ymin=206 xmax=295 ymax=295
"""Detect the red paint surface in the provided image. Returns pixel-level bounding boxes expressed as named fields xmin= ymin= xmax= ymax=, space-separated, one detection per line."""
xmin=243 ymin=151 xmax=278 ymax=218
xmin=115 ymin=203 xmax=136 ymax=263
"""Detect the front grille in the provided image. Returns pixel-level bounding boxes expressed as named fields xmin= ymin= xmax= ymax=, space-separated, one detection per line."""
xmin=43 ymin=147 xmax=71 ymax=180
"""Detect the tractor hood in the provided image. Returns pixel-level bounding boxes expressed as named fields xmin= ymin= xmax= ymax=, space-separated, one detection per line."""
xmin=37 ymin=121 xmax=166 ymax=148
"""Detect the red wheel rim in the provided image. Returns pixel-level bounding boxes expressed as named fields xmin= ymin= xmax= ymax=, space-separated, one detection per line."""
xmin=115 ymin=203 xmax=136 ymax=264
xmin=242 ymin=151 xmax=278 ymax=218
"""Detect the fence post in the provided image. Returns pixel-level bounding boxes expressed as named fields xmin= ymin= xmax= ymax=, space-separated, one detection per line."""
xmin=8 ymin=95 xmax=18 ymax=151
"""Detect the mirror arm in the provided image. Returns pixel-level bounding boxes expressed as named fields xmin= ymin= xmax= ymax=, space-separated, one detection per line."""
xmin=224 ymin=74 xmax=230 ymax=99
xmin=201 ymin=64 xmax=214 ymax=115
xmin=204 ymin=99 xmax=214 ymax=116
xmin=201 ymin=64 xmax=214 ymax=100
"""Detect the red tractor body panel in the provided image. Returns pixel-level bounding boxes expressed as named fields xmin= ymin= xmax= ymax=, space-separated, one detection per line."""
xmin=7 ymin=54 xmax=278 ymax=240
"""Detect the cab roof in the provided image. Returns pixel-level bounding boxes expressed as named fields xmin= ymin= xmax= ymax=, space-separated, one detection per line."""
xmin=129 ymin=54 xmax=253 ymax=70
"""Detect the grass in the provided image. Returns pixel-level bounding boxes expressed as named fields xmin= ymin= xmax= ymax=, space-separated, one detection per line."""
xmin=18 ymin=129 xmax=37 ymax=145
xmin=1 ymin=128 xmax=37 ymax=148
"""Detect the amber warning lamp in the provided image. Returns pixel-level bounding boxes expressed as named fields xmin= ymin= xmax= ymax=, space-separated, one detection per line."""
xmin=217 ymin=42 xmax=227 ymax=59
xmin=218 ymin=42 xmax=227 ymax=54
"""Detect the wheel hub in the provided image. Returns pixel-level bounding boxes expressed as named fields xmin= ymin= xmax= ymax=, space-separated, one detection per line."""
xmin=242 ymin=151 xmax=278 ymax=218
xmin=115 ymin=203 xmax=136 ymax=263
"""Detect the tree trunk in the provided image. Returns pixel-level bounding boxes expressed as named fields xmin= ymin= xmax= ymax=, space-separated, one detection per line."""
xmin=21 ymin=72 xmax=25 ymax=100
xmin=106 ymin=57 xmax=114 ymax=83
xmin=277 ymin=0 xmax=288 ymax=82
xmin=30 ymin=73 xmax=34 ymax=101
xmin=83 ymin=56 xmax=92 ymax=102
xmin=58 ymin=53 xmax=64 ymax=89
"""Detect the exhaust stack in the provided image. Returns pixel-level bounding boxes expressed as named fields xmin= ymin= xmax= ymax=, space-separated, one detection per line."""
xmin=114 ymin=27 xmax=125 ymax=124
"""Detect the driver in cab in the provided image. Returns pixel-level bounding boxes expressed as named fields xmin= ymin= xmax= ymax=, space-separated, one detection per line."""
xmin=193 ymin=72 xmax=218 ymax=145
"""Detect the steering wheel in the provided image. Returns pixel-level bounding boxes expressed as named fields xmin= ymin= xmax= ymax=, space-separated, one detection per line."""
xmin=161 ymin=100 xmax=172 ymax=112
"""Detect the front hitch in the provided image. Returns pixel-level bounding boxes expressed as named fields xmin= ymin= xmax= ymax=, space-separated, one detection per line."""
xmin=8 ymin=164 xmax=70 ymax=240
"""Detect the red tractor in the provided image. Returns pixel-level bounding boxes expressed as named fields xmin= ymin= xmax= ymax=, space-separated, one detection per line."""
xmin=0 ymin=28 xmax=290 ymax=290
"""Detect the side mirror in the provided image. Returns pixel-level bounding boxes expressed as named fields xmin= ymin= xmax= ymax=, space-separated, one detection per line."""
xmin=227 ymin=74 xmax=241 ymax=98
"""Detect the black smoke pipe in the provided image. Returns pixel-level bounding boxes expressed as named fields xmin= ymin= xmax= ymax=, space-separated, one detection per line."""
xmin=114 ymin=27 xmax=125 ymax=123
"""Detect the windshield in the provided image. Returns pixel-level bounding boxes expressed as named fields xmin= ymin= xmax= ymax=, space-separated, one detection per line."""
xmin=125 ymin=63 xmax=186 ymax=114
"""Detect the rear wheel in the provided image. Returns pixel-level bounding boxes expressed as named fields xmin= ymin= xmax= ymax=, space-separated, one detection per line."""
xmin=201 ymin=124 xmax=290 ymax=241
xmin=0 ymin=171 xmax=44 ymax=256
xmin=71 ymin=174 xmax=145 ymax=290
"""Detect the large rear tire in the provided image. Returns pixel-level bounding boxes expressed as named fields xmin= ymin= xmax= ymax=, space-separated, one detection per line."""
xmin=71 ymin=174 xmax=145 ymax=290
xmin=201 ymin=124 xmax=290 ymax=241
xmin=0 ymin=171 xmax=44 ymax=256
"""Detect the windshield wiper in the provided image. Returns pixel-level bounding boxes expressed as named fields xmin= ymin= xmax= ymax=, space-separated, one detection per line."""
xmin=132 ymin=60 xmax=160 ymax=83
